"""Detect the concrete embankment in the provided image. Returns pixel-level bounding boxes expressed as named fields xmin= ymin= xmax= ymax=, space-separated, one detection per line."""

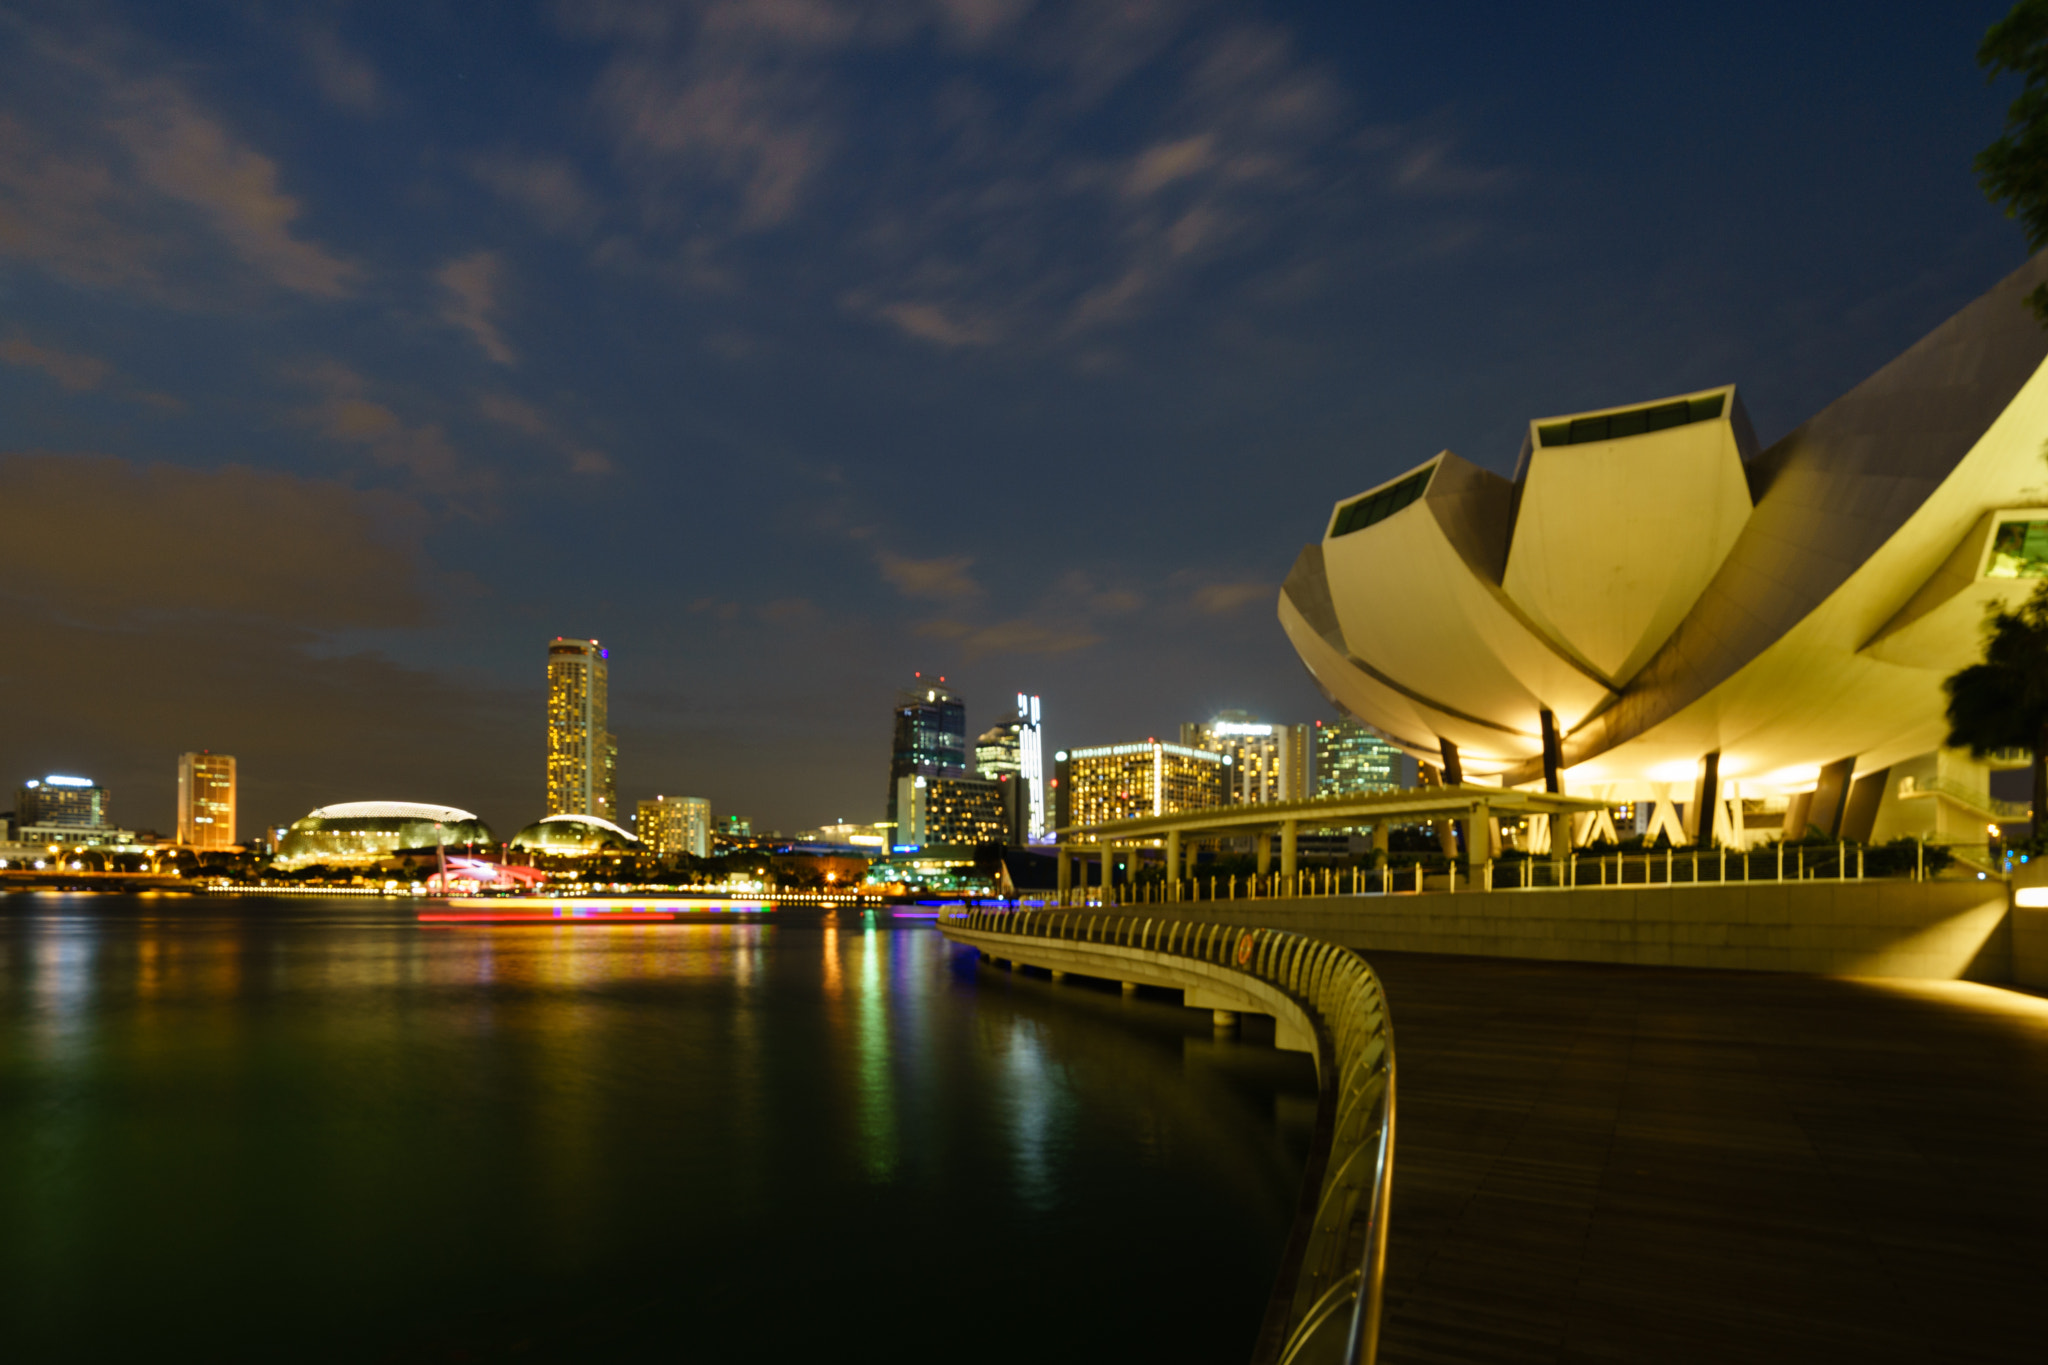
xmin=1085 ymin=878 xmax=2017 ymax=981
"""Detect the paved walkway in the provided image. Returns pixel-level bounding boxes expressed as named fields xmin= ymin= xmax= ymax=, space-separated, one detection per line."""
xmin=1366 ymin=953 xmax=2048 ymax=1364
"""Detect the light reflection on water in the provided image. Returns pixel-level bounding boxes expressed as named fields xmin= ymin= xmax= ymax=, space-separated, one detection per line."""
xmin=0 ymin=895 xmax=1316 ymax=1362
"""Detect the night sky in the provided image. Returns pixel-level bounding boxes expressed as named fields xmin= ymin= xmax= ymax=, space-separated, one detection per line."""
xmin=0 ymin=0 xmax=2029 ymax=840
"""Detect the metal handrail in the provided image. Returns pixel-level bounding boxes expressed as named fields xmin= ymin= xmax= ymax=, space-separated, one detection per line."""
xmin=942 ymin=907 xmax=1395 ymax=1365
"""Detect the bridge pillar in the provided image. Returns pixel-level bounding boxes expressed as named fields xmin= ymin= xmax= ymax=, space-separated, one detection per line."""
xmin=1281 ymin=819 xmax=1299 ymax=888
xmin=1165 ymin=828 xmax=1181 ymax=882
xmin=1465 ymin=801 xmax=1493 ymax=885
xmin=1257 ymin=830 xmax=1273 ymax=876
xmin=1057 ymin=845 xmax=1072 ymax=897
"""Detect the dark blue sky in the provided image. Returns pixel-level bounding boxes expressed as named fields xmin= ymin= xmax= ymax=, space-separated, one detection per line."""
xmin=0 ymin=0 xmax=2029 ymax=838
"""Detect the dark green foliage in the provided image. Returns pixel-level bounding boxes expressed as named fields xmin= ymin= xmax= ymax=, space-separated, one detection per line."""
xmin=1944 ymin=580 xmax=2048 ymax=831
xmin=1979 ymin=0 xmax=2048 ymax=322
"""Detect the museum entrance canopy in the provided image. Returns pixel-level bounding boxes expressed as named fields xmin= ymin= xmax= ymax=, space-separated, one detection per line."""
xmin=1058 ymin=784 xmax=1606 ymax=844
xmin=1056 ymin=786 xmax=1610 ymax=884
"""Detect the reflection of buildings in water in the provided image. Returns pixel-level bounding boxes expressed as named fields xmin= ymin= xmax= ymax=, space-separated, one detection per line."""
xmin=821 ymin=922 xmax=841 ymax=998
xmin=853 ymin=926 xmax=899 ymax=1182
xmin=973 ymin=970 xmax=1316 ymax=1230
xmin=1000 ymin=1019 xmax=1066 ymax=1213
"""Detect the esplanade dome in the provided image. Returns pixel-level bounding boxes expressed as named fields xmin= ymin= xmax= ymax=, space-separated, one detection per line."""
xmin=508 ymin=813 xmax=639 ymax=855
xmin=275 ymin=801 xmax=494 ymax=867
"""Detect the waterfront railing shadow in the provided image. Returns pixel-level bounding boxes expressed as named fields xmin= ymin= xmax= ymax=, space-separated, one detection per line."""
xmin=941 ymin=907 xmax=1394 ymax=1365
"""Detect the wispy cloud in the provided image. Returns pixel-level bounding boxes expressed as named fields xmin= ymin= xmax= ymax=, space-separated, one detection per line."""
xmin=290 ymin=360 xmax=486 ymax=501
xmin=475 ymin=391 xmax=613 ymax=475
xmin=0 ymin=332 xmax=111 ymax=391
xmin=0 ymin=39 xmax=360 ymax=304
xmin=1192 ymin=581 xmax=1271 ymax=615
xmin=471 ymin=151 xmax=603 ymax=236
xmin=914 ymin=616 xmax=1101 ymax=660
xmin=106 ymin=78 xmax=361 ymax=298
xmin=877 ymin=551 xmax=981 ymax=601
xmin=297 ymin=22 xmax=384 ymax=116
xmin=436 ymin=251 xmax=517 ymax=365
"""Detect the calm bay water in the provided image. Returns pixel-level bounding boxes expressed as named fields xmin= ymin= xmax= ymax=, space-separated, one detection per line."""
xmin=0 ymin=895 xmax=1316 ymax=1363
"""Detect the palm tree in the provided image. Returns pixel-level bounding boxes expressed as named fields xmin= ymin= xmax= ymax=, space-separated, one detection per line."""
xmin=1945 ymin=582 xmax=2048 ymax=836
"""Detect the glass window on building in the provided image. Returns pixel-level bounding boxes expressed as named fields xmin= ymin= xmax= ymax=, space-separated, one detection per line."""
xmin=1986 ymin=519 xmax=2048 ymax=579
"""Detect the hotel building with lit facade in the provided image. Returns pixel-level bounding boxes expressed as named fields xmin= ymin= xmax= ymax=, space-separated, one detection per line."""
xmin=1053 ymin=742 xmax=1228 ymax=830
xmin=5 ymin=774 xmax=135 ymax=852
xmin=176 ymin=751 xmax=236 ymax=849
xmin=1279 ymin=254 xmax=2048 ymax=853
xmin=636 ymin=795 xmax=711 ymax=859
xmin=546 ymin=638 xmax=616 ymax=823
xmin=1182 ymin=714 xmax=1309 ymax=804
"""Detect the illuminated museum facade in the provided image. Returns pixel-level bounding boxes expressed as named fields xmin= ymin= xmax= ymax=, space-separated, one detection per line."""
xmin=1280 ymin=255 xmax=2048 ymax=850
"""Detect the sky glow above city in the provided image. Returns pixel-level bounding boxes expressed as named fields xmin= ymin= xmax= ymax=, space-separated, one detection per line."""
xmin=0 ymin=0 xmax=2029 ymax=836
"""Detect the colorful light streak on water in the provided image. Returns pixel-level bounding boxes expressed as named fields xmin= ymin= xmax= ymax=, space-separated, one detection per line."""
xmin=0 ymin=894 xmax=1316 ymax=1362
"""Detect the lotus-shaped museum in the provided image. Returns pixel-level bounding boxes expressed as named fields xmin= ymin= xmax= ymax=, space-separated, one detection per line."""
xmin=1282 ymin=255 xmax=2048 ymax=849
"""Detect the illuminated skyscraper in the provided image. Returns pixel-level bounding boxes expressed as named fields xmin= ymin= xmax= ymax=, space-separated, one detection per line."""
xmin=547 ymin=638 xmax=616 ymax=821
xmin=1017 ymin=694 xmax=1045 ymax=841
xmin=176 ymin=751 xmax=237 ymax=848
xmin=887 ymin=676 xmax=966 ymax=837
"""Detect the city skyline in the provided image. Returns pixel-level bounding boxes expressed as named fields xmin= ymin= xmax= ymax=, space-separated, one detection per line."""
xmin=0 ymin=1 xmax=2027 ymax=837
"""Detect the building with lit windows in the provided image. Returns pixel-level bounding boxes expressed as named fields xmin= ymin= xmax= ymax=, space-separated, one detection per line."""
xmin=9 ymin=774 xmax=135 ymax=851
xmin=973 ymin=692 xmax=1047 ymax=845
xmin=893 ymin=774 xmax=1006 ymax=848
xmin=274 ymin=801 xmax=492 ymax=868
xmin=1279 ymin=254 xmax=2048 ymax=852
xmin=546 ymin=638 xmax=616 ymax=823
xmin=18 ymin=774 xmax=109 ymax=829
xmin=177 ymin=751 xmax=236 ymax=849
xmin=1054 ymin=742 xmax=1228 ymax=830
xmin=886 ymin=676 xmax=966 ymax=838
xmin=1314 ymin=719 xmax=1412 ymax=797
xmin=636 ymin=795 xmax=711 ymax=859
xmin=1182 ymin=714 xmax=1308 ymax=804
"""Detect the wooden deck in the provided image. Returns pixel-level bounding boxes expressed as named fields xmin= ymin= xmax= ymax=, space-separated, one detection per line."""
xmin=1367 ymin=953 xmax=2048 ymax=1364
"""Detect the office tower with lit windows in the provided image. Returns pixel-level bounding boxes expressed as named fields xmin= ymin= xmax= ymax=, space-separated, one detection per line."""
xmin=1313 ymin=718 xmax=1413 ymax=797
xmin=176 ymin=751 xmax=237 ymax=848
xmin=971 ymin=692 xmax=1045 ymax=846
xmin=1181 ymin=713 xmax=1308 ymax=804
xmin=636 ymin=795 xmax=711 ymax=859
xmin=547 ymin=638 xmax=616 ymax=821
xmin=1053 ymin=742 xmax=1228 ymax=829
xmin=886 ymin=676 xmax=966 ymax=837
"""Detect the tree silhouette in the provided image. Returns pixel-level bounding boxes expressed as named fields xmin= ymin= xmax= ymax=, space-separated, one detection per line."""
xmin=1944 ymin=582 xmax=2048 ymax=834
xmin=1980 ymin=0 xmax=2048 ymax=322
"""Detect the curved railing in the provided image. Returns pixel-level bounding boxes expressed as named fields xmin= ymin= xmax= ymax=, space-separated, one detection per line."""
xmin=941 ymin=907 xmax=1395 ymax=1365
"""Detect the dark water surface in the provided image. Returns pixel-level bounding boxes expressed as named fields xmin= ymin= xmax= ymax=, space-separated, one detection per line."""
xmin=0 ymin=895 xmax=1316 ymax=1363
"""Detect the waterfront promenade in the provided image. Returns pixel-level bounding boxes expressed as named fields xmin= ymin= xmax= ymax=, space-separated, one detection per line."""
xmin=1367 ymin=952 xmax=2047 ymax=1364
